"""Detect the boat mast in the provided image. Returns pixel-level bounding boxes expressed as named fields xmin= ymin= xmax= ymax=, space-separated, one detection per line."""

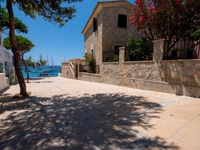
xmin=46 ymin=55 xmax=49 ymax=66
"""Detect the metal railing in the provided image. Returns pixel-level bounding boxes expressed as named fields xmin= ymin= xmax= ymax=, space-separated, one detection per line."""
xmin=164 ymin=39 xmax=200 ymax=60
xmin=125 ymin=40 xmax=153 ymax=61
xmin=79 ymin=65 xmax=100 ymax=74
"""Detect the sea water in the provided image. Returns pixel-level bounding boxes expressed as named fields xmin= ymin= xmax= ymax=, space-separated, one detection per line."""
xmin=22 ymin=66 xmax=61 ymax=78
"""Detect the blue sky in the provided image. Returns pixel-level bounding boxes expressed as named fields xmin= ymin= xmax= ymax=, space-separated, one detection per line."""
xmin=6 ymin=0 xmax=133 ymax=65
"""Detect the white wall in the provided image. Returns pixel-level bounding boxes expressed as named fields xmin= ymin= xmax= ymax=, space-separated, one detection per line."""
xmin=0 ymin=30 xmax=15 ymax=74
xmin=0 ymin=73 xmax=9 ymax=93
xmin=0 ymin=30 xmax=16 ymax=84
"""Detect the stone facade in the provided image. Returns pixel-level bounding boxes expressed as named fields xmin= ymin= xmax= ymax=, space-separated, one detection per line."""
xmin=101 ymin=6 xmax=136 ymax=55
xmin=84 ymin=12 xmax=103 ymax=64
xmin=82 ymin=1 xmax=135 ymax=64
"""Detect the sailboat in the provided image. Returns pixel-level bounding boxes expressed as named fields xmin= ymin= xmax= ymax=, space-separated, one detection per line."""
xmin=41 ymin=56 xmax=57 ymax=73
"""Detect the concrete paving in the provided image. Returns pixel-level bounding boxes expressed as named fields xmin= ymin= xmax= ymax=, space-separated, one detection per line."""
xmin=0 ymin=77 xmax=200 ymax=150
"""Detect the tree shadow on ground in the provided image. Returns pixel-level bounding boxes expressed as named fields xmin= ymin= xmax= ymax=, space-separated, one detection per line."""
xmin=0 ymin=93 xmax=179 ymax=150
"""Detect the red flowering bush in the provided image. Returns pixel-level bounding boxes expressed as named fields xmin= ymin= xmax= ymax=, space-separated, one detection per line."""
xmin=130 ymin=0 xmax=200 ymax=43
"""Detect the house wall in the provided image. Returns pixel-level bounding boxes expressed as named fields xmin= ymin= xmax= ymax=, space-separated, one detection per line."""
xmin=84 ymin=11 xmax=103 ymax=65
xmin=101 ymin=6 xmax=135 ymax=55
xmin=0 ymin=31 xmax=15 ymax=80
xmin=78 ymin=72 xmax=180 ymax=95
xmin=0 ymin=45 xmax=15 ymax=78
xmin=83 ymin=4 xmax=138 ymax=64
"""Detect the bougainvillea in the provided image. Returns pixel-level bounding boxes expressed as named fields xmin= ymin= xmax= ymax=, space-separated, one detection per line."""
xmin=130 ymin=0 xmax=200 ymax=45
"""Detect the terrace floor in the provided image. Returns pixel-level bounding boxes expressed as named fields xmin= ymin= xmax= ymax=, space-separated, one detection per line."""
xmin=0 ymin=77 xmax=200 ymax=150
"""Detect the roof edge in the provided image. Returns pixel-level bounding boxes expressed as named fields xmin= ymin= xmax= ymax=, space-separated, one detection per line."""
xmin=81 ymin=0 xmax=133 ymax=34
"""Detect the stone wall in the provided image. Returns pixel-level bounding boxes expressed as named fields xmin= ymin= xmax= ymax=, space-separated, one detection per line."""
xmin=100 ymin=61 xmax=161 ymax=81
xmin=61 ymin=62 xmax=77 ymax=79
xmin=79 ymin=59 xmax=200 ymax=97
xmin=79 ymin=72 xmax=102 ymax=83
xmin=97 ymin=59 xmax=200 ymax=97
xmin=78 ymin=72 xmax=184 ymax=96
xmin=100 ymin=59 xmax=200 ymax=87
xmin=159 ymin=60 xmax=200 ymax=88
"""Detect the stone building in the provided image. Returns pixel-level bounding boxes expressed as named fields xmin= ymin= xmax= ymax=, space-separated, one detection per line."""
xmin=82 ymin=0 xmax=136 ymax=64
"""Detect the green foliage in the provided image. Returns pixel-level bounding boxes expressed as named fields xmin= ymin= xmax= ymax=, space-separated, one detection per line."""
xmin=85 ymin=53 xmax=96 ymax=66
xmin=0 ymin=7 xmax=28 ymax=33
xmin=85 ymin=53 xmax=96 ymax=73
xmin=126 ymin=37 xmax=153 ymax=61
xmin=3 ymin=35 xmax=34 ymax=53
xmin=25 ymin=55 xmax=47 ymax=68
xmin=37 ymin=55 xmax=47 ymax=66
xmin=191 ymin=27 xmax=200 ymax=38
xmin=111 ymin=54 xmax=119 ymax=62
xmin=25 ymin=56 xmax=36 ymax=68
xmin=13 ymin=0 xmax=82 ymax=26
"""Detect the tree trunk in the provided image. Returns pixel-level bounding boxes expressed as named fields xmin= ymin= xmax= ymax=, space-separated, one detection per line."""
xmin=6 ymin=0 xmax=28 ymax=97
xmin=21 ymin=54 xmax=29 ymax=83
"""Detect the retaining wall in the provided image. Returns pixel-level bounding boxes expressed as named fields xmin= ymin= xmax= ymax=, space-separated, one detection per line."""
xmin=79 ymin=59 xmax=200 ymax=97
xmin=61 ymin=62 xmax=76 ymax=79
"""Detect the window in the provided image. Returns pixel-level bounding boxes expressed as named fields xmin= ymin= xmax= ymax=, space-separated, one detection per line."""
xmin=91 ymin=49 xmax=94 ymax=58
xmin=93 ymin=18 xmax=97 ymax=32
xmin=118 ymin=14 xmax=127 ymax=28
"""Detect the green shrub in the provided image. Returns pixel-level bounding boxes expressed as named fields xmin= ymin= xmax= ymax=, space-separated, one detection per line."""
xmin=111 ymin=54 xmax=119 ymax=62
xmin=191 ymin=27 xmax=200 ymax=38
xmin=126 ymin=37 xmax=153 ymax=61
xmin=84 ymin=53 xmax=96 ymax=73
xmin=85 ymin=53 xmax=96 ymax=66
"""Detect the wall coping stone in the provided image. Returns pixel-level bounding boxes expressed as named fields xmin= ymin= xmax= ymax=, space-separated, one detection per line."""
xmin=79 ymin=72 xmax=102 ymax=77
xmin=102 ymin=61 xmax=155 ymax=65
xmin=102 ymin=62 xmax=119 ymax=65
xmin=162 ymin=59 xmax=200 ymax=63
xmin=62 ymin=62 xmax=70 ymax=65
xmin=124 ymin=61 xmax=154 ymax=64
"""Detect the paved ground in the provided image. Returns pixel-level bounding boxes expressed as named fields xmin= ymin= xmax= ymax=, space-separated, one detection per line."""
xmin=0 ymin=77 xmax=200 ymax=150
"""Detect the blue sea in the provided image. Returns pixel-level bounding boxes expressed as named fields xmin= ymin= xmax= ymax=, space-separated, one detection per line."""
xmin=22 ymin=66 xmax=61 ymax=78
